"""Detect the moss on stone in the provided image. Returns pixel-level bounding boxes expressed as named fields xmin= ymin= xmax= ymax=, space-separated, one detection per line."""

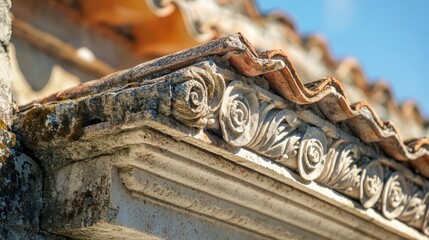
xmin=20 ymin=105 xmax=55 ymax=142
xmin=0 ymin=119 xmax=7 ymax=130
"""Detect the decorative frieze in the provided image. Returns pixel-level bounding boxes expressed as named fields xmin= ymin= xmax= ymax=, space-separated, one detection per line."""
xmin=360 ymin=160 xmax=384 ymax=208
xmin=14 ymin=55 xmax=429 ymax=237
xmin=161 ymin=61 xmax=429 ymax=235
xmin=171 ymin=65 xmax=225 ymax=128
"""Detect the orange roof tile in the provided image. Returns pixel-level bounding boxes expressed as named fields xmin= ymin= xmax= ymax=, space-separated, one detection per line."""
xmin=21 ymin=33 xmax=429 ymax=177
xmin=51 ymin=0 xmax=428 ymax=134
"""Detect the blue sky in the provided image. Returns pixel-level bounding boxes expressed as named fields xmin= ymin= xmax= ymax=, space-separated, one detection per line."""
xmin=256 ymin=0 xmax=429 ymax=117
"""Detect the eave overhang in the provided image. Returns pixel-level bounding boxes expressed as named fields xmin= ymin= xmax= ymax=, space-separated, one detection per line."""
xmin=14 ymin=33 xmax=429 ymax=239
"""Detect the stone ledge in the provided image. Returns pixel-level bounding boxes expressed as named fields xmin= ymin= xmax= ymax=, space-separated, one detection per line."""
xmin=32 ymin=125 xmax=420 ymax=239
xmin=13 ymin=34 xmax=429 ymax=239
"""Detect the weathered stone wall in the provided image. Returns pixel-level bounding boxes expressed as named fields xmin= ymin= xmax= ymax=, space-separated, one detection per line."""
xmin=0 ymin=1 xmax=65 ymax=239
xmin=0 ymin=0 xmax=11 ymax=127
xmin=9 ymin=33 xmax=429 ymax=239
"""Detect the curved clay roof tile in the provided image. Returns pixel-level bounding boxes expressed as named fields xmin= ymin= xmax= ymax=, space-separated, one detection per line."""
xmin=25 ymin=33 xmax=429 ymax=178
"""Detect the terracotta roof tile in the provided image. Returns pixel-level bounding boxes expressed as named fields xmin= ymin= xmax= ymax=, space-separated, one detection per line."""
xmin=58 ymin=0 xmax=428 ymax=134
xmin=21 ymin=33 xmax=429 ymax=177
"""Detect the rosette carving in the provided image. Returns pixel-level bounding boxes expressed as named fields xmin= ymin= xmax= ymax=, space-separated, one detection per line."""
xmin=382 ymin=172 xmax=410 ymax=219
xmin=317 ymin=142 xmax=362 ymax=197
xmin=297 ymin=127 xmax=327 ymax=181
xmin=359 ymin=160 xmax=384 ymax=208
xmin=172 ymin=64 xmax=225 ymax=128
xmin=219 ymin=81 xmax=259 ymax=146
xmin=165 ymin=62 xmax=429 ymax=236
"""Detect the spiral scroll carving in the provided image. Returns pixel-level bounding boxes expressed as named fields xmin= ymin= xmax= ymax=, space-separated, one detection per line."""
xmin=297 ymin=127 xmax=327 ymax=181
xmin=219 ymin=81 xmax=259 ymax=146
xmin=382 ymin=172 xmax=410 ymax=219
xmin=359 ymin=160 xmax=384 ymax=208
xmin=172 ymin=65 xmax=225 ymax=128
xmin=166 ymin=62 xmax=429 ymax=236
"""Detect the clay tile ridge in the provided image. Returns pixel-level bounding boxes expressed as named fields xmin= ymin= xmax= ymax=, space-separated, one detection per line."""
xmin=23 ymin=33 xmax=429 ymax=178
xmin=55 ymin=0 xmax=426 ymax=126
xmin=177 ymin=0 xmax=429 ymax=127
xmin=244 ymin=1 xmax=428 ymax=127
xmin=200 ymin=0 xmax=429 ymax=127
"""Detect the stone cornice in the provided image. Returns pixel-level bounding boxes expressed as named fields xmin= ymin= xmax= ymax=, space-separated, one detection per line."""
xmin=55 ymin=0 xmax=428 ymax=136
xmin=14 ymin=33 xmax=429 ymax=238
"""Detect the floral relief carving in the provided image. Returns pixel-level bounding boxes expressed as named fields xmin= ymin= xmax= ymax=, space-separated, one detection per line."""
xmin=296 ymin=127 xmax=327 ymax=181
xmin=171 ymin=63 xmax=225 ymax=128
xmin=318 ymin=141 xmax=362 ymax=197
xmin=359 ymin=160 xmax=384 ymax=208
xmin=247 ymin=89 xmax=302 ymax=160
xmin=219 ymin=80 xmax=259 ymax=146
xmin=248 ymin=108 xmax=300 ymax=159
xmin=216 ymin=77 xmax=305 ymax=164
xmin=382 ymin=172 xmax=410 ymax=219
xmin=399 ymin=190 xmax=428 ymax=227
xmin=166 ymin=62 xmax=429 ymax=235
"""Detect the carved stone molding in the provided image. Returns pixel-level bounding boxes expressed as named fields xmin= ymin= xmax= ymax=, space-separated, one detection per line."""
xmin=171 ymin=64 xmax=225 ymax=128
xmin=360 ymin=160 xmax=384 ymax=208
xmin=219 ymin=80 xmax=259 ymax=146
xmin=156 ymin=61 xmax=429 ymax=236
xmin=14 ymin=55 xmax=429 ymax=238
xmin=117 ymin=165 xmax=306 ymax=239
